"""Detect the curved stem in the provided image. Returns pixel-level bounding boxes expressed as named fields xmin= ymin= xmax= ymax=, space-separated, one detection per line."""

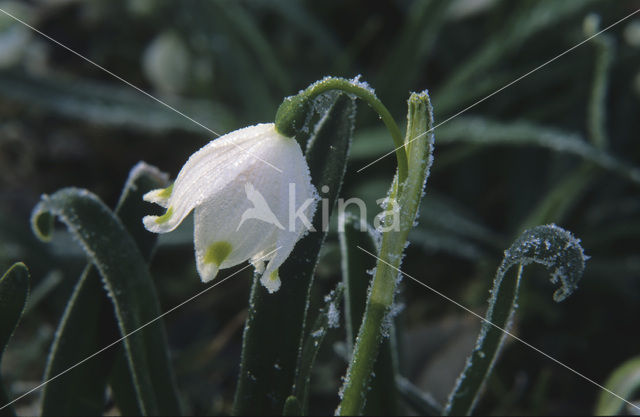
xmin=275 ymin=76 xmax=408 ymax=184
xmin=337 ymin=91 xmax=434 ymax=415
xmin=444 ymin=225 xmax=587 ymax=415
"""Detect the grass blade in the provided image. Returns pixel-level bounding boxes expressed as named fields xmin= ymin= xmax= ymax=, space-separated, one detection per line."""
xmin=437 ymin=117 xmax=640 ymax=186
xmin=31 ymin=185 xmax=180 ymax=415
xmin=376 ymin=0 xmax=448 ymax=107
xmin=233 ymin=93 xmax=356 ymax=414
xmin=40 ymin=162 xmax=170 ymax=415
xmin=519 ymin=163 xmax=597 ymax=230
xmin=40 ymin=265 xmax=117 ymax=416
xmin=395 ymin=375 xmax=442 ymax=416
xmin=209 ymin=1 xmax=290 ymax=94
xmin=444 ymin=224 xmax=587 ymax=415
xmin=0 ymin=263 xmax=29 ymax=417
xmin=587 ymin=28 xmax=614 ymax=150
xmin=436 ymin=0 xmax=600 ymax=112
xmin=293 ymin=284 xmax=344 ymax=414
xmin=0 ymin=69 xmax=235 ymax=134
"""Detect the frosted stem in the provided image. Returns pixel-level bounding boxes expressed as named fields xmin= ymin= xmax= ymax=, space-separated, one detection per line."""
xmin=275 ymin=76 xmax=409 ymax=184
xmin=337 ymin=91 xmax=434 ymax=415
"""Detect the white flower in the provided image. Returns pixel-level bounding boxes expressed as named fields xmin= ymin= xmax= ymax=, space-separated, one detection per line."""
xmin=143 ymin=123 xmax=317 ymax=293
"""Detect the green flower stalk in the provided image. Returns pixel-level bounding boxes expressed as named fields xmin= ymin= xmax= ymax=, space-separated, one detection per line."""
xmin=275 ymin=76 xmax=409 ymax=185
xmin=337 ymin=91 xmax=434 ymax=415
xmin=277 ymin=81 xmax=435 ymax=415
xmin=235 ymin=77 xmax=432 ymax=414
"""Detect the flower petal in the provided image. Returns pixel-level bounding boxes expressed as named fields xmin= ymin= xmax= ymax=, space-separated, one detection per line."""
xmin=260 ymin=270 xmax=281 ymax=294
xmin=193 ymin=134 xmax=298 ymax=282
xmin=142 ymin=183 xmax=173 ymax=208
xmin=143 ymin=122 xmax=317 ymax=293
xmin=194 ymin=180 xmax=279 ymax=282
xmin=143 ymin=123 xmax=284 ymax=234
xmin=261 ymin=139 xmax=317 ymax=281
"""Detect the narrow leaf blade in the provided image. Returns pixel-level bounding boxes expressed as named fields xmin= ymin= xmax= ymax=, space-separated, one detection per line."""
xmin=0 ymin=263 xmax=30 ymax=417
xmin=395 ymin=375 xmax=442 ymax=416
xmin=40 ymin=162 xmax=170 ymax=416
xmin=444 ymin=224 xmax=587 ymax=415
xmin=294 ymin=284 xmax=344 ymax=413
xmin=437 ymin=117 xmax=640 ymax=186
xmin=31 ymin=185 xmax=180 ymax=415
xmin=233 ymin=92 xmax=356 ymax=414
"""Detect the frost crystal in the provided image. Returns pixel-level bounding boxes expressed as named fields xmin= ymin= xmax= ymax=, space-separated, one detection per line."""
xmin=327 ymin=302 xmax=340 ymax=329
xmin=499 ymin=223 xmax=587 ymax=302
xmin=348 ymin=74 xmax=376 ymax=95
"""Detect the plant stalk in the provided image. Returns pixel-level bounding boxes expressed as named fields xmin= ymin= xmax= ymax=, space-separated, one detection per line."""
xmin=337 ymin=91 xmax=434 ymax=415
xmin=275 ymin=76 xmax=408 ymax=184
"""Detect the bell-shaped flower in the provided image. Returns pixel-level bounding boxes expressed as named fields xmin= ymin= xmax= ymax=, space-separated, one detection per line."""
xmin=143 ymin=123 xmax=317 ymax=293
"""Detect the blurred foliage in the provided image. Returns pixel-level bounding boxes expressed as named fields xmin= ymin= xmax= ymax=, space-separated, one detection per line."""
xmin=1 ymin=0 xmax=640 ymax=415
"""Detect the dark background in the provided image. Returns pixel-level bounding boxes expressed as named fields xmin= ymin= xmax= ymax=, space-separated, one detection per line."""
xmin=1 ymin=0 xmax=639 ymax=415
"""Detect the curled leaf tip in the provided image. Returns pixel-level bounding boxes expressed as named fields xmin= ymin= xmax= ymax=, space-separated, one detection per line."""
xmin=129 ymin=161 xmax=170 ymax=186
xmin=31 ymin=197 xmax=54 ymax=242
xmin=501 ymin=223 xmax=587 ymax=302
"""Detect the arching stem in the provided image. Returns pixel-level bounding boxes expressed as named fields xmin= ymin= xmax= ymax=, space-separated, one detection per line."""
xmin=275 ymin=76 xmax=409 ymax=184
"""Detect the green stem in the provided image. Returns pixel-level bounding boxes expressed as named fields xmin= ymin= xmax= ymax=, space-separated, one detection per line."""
xmin=275 ymin=76 xmax=408 ymax=184
xmin=444 ymin=225 xmax=587 ymax=415
xmin=338 ymin=91 xmax=434 ymax=415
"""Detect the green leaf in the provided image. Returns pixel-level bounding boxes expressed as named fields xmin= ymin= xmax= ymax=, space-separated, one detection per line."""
xmin=41 ymin=162 xmax=170 ymax=416
xmin=339 ymin=213 xmax=378 ymax=353
xmin=109 ymin=350 xmax=142 ymax=415
xmin=293 ymin=284 xmax=344 ymax=414
xmin=40 ymin=265 xmax=117 ymax=416
xmin=376 ymin=0 xmax=449 ymax=107
xmin=520 ymin=30 xmax=614 ymax=232
xmin=444 ymin=224 xmax=588 ymax=415
xmin=437 ymin=117 xmax=640 ymax=186
xmin=233 ymin=92 xmax=356 ymax=415
xmin=435 ymin=0 xmax=601 ymax=113
xmin=587 ymin=31 xmax=614 ymax=150
xmin=264 ymin=0 xmax=339 ymax=54
xmin=409 ymin=192 xmax=505 ymax=260
xmin=395 ymin=375 xmax=441 ymax=416
xmin=31 ymin=185 xmax=180 ymax=416
xmin=0 ymin=69 xmax=235 ymax=134
xmin=519 ymin=163 xmax=597 ymax=230
xmin=0 ymin=263 xmax=29 ymax=417
xmin=202 ymin=3 xmax=276 ymax=120
xmin=417 ymin=193 xmax=503 ymax=249
xmin=595 ymin=356 xmax=640 ymax=415
xmin=208 ymin=1 xmax=290 ymax=94
xmin=339 ymin=213 xmax=400 ymax=415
